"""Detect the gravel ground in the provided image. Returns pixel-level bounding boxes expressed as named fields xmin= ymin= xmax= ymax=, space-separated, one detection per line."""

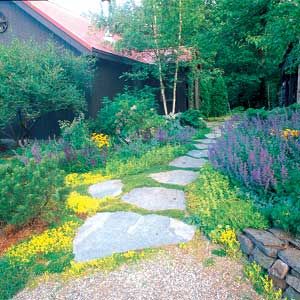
xmin=14 ymin=236 xmax=262 ymax=300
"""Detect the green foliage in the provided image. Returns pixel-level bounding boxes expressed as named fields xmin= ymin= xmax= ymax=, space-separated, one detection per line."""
xmin=94 ymin=87 xmax=161 ymax=138
xmin=0 ymin=40 xmax=92 ymax=140
xmin=244 ymin=262 xmax=284 ymax=300
xmin=106 ymin=144 xmax=187 ymax=177
xmin=0 ymin=159 xmax=67 ymax=227
xmin=210 ymin=76 xmax=230 ymax=117
xmin=59 ymin=115 xmax=91 ymax=150
xmin=179 ymin=109 xmax=206 ymax=129
xmin=0 ymin=257 xmax=29 ymax=300
xmin=186 ymin=165 xmax=268 ymax=235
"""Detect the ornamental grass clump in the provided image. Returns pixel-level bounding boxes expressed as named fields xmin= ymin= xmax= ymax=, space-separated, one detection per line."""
xmin=209 ymin=106 xmax=300 ymax=234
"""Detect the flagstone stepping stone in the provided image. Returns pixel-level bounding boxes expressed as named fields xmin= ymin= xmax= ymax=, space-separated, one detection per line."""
xmin=149 ymin=170 xmax=198 ymax=186
xmin=205 ymin=133 xmax=221 ymax=139
xmin=187 ymin=149 xmax=209 ymax=158
xmin=169 ymin=156 xmax=206 ymax=169
xmin=121 ymin=187 xmax=186 ymax=211
xmin=194 ymin=144 xmax=208 ymax=150
xmin=88 ymin=179 xmax=123 ymax=199
xmin=194 ymin=138 xmax=216 ymax=144
xmin=73 ymin=212 xmax=195 ymax=262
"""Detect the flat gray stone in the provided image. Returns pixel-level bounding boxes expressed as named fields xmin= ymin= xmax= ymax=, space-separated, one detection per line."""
xmin=238 ymin=234 xmax=254 ymax=255
xmin=252 ymin=247 xmax=275 ymax=269
xmin=194 ymin=144 xmax=208 ymax=150
xmin=287 ymin=275 xmax=300 ymax=293
xmin=194 ymin=139 xmax=216 ymax=144
xmin=279 ymin=248 xmax=300 ymax=273
xmin=169 ymin=156 xmax=206 ymax=169
xmin=149 ymin=170 xmax=198 ymax=186
xmin=187 ymin=149 xmax=208 ymax=158
xmin=244 ymin=228 xmax=287 ymax=257
xmin=88 ymin=180 xmax=123 ymax=199
xmin=205 ymin=133 xmax=221 ymax=139
xmin=73 ymin=212 xmax=195 ymax=262
xmin=121 ymin=187 xmax=186 ymax=211
xmin=284 ymin=287 xmax=300 ymax=300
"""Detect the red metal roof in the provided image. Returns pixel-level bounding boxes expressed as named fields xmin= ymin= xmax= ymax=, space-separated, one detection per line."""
xmin=21 ymin=0 xmax=154 ymax=63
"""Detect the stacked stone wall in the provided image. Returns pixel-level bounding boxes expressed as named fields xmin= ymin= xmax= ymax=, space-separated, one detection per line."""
xmin=239 ymin=228 xmax=300 ymax=299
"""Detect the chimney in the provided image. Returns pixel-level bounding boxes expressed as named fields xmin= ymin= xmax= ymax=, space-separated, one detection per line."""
xmin=101 ymin=0 xmax=110 ymax=19
xmin=101 ymin=0 xmax=114 ymax=42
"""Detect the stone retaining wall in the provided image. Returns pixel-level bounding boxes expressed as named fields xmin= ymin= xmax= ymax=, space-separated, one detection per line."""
xmin=238 ymin=228 xmax=300 ymax=299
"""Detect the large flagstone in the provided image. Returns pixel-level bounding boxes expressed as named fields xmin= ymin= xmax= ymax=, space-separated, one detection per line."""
xmin=149 ymin=170 xmax=198 ymax=186
xmin=187 ymin=149 xmax=208 ymax=159
xmin=73 ymin=212 xmax=195 ymax=262
xmin=88 ymin=180 xmax=123 ymax=199
xmin=121 ymin=187 xmax=186 ymax=211
xmin=169 ymin=156 xmax=206 ymax=169
xmin=194 ymin=144 xmax=209 ymax=150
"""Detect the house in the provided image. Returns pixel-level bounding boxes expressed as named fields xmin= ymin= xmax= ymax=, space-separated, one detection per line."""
xmin=0 ymin=0 xmax=188 ymax=138
xmin=279 ymin=44 xmax=300 ymax=106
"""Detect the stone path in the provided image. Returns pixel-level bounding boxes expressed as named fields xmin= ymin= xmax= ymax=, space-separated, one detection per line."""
xmin=150 ymin=170 xmax=198 ymax=186
xmin=73 ymin=212 xmax=195 ymax=262
xmin=13 ymin=121 xmax=262 ymax=299
xmin=75 ymin=122 xmax=221 ymax=260
xmin=121 ymin=187 xmax=186 ymax=211
xmin=88 ymin=180 xmax=123 ymax=199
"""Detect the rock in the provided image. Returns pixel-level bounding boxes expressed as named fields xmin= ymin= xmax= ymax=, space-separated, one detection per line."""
xmin=268 ymin=228 xmax=293 ymax=242
xmin=283 ymin=287 xmax=300 ymax=300
xmin=169 ymin=156 xmax=206 ymax=169
xmin=269 ymin=259 xmax=289 ymax=279
xmin=88 ymin=180 xmax=123 ymax=199
xmin=238 ymin=234 xmax=254 ymax=255
xmin=149 ymin=170 xmax=198 ymax=186
xmin=121 ymin=187 xmax=186 ymax=211
xmin=194 ymin=139 xmax=216 ymax=145
xmin=186 ymin=150 xmax=209 ymax=158
xmin=287 ymin=275 xmax=300 ymax=293
xmin=252 ymin=247 xmax=275 ymax=269
xmin=269 ymin=275 xmax=287 ymax=290
xmin=194 ymin=144 xmax=209 ymax=150
xmin=205 ymin=133 xmax=221 ymax=139
xmin=292 ymin=270 xmax=300 ymax=279
xmin=73 ymin=212 xmax=195 ymax=262
xmin=290 ymin=239 xmax=300 ymax=250
xmin=279 ymin=248 xmax=300 ymax=273
xmin=244 ymin=228 xmax=287 ymax=257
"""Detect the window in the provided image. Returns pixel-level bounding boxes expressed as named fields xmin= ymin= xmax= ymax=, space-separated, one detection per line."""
xmin=0 ymin=12 xmax=8 ymax=33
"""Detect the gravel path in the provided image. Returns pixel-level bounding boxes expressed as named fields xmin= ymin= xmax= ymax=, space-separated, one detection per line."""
xmin=14 ymin=236 xmax=262 ymax=300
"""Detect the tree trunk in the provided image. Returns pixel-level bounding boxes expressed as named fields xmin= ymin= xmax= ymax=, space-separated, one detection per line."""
xmin=171 ymin=0 xmax=183 ymax=115
xmin=297 ymin=64 xmax=300 ymax=104
xmin=194 ymin=75 xmax=200 ymax=109
xmin=152 ymin=10 xmax=168 ymax=115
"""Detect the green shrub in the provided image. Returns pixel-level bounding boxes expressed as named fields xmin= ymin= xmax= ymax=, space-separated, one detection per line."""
xmin=0 ymin=40 xmax=92 ymax=141
xmin=0 ymin=159 xmax=67 ymax=227
xmin=59 ymin=114 xmax=91 ymax=150
xmin=179 ymin=109 xmax=206 ymax=129
xmin=210 ymin=76 xmax=230 ymax=117
xmin=93 ymin=87 xmax=162 ymax=138
xmin=186 ymin=165 xmax=268 ymax=234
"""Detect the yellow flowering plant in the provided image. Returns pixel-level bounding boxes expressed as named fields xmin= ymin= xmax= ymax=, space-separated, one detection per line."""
xmin=67 ymin=192 xmax=101 ymax=215
xmin=65 ymin=172 xmax=110 ymax=187
xmin=244 ymin=262 xmax=284 ymax=300
xmin=281 ymin=128 xmax=300 ymax=139
xmin=209 ymin=225 xmax=240 ymax=257
xmin=91 ymin=133 xmax=110 ymax=149
xmin=6 ymin=221 xmax=80 ymax=264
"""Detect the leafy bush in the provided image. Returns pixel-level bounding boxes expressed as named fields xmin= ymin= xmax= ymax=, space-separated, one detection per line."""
xmin=94 ymin=87 xmax=161 ymax=138
xmin=0 ymin=40 xmax=92 ymax=141
xmin=0 ymin=159 xmax=67 ymax=227
xmin=209 ymin=105 xmax=300 ymax=234
xmin=179 ymin=109 xmax=206 ymax=129
xmin=186 ymin=165 xmax=268 ymax=235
